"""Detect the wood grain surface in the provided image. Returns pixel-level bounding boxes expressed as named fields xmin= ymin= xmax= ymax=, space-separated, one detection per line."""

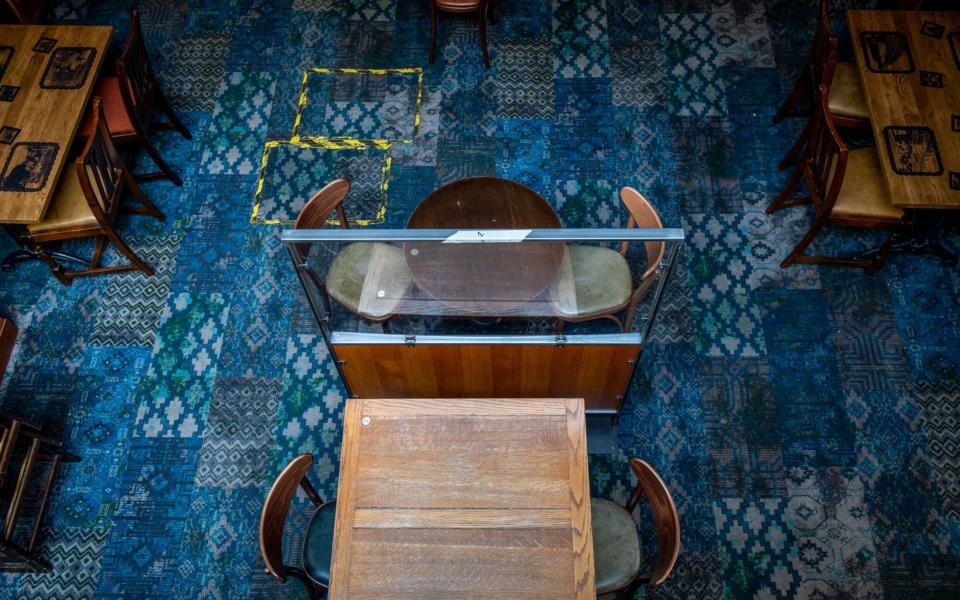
xmin=848 ymin=11 xmax=960 ymax=208
xmin=328 ymin=398 xmax=595 ymax=599
xmin=0 ymin=25 xmax=111 ymax=223
xmin=332 ymin=342 xmax=639 ymax=412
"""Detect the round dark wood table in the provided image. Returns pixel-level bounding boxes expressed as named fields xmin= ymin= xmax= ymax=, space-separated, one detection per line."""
xmin=404 ymin=177 xmax=564 ymax=315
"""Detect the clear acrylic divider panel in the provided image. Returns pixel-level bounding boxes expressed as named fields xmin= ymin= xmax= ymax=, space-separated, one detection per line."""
xmin=283 ymin=229 xmax=684 ymax=338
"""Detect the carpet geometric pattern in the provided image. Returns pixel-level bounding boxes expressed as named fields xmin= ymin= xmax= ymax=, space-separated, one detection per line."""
xmin=1 ymin=0 xmax=959 ymax=598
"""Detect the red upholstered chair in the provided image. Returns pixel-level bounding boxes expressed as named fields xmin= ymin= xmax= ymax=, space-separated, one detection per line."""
xmin=79 ymin=6 xmax=191 ymax=186
xmin=25 ymin=98 xmax=165 ymax=285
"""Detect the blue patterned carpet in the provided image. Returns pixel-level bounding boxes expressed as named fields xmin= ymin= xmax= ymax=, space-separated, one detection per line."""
xmin=2 ymin=0 xmax=959 ymax=597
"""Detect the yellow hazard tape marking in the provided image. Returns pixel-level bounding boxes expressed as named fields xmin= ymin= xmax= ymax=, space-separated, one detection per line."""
xmin=252 ymin=67 xmax=423 ymax=226
xmin=250 ymin=139 xmax=392 ymax=226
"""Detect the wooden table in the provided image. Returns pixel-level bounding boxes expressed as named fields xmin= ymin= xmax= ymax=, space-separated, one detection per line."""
xmin=848 ymin=10 xmax=960 ymax=208
xmin=329 ymin=397 xmax=595 ymax=599
xmin=404 ymin=177 xmax=564 ymax=315
xmin=0 ymin=24 xmax=112 ymax=223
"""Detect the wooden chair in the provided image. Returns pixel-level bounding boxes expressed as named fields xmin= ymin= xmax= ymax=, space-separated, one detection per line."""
xmin=767 ymin=88 xmax=905 ymax=274
xmin=773 ymin=0 xmax=870 ymax=170
xmin=294 ymin=179 xmax=413 ymax=329
xmin=24 ymin=98 xmax=165 ymax=286
xmin=0 ymin=411 xmax=78 ymax=572
xmin=429 ymin=0 xmax=498 ymax=69
xmin=592 ymin=458 xmax=681 ymax=598
xmin=551 ymin=187 xmax=665 ymax=332
xmin=259 ymin=454 xmax=334 ymax=600
xmin=79 ymin=5 xmax=192 ymax=186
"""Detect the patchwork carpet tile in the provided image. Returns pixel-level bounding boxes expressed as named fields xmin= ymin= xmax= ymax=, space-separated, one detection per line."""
xmin=199 ymin=70 xmax=276 ymax=177
xmin=89 ymin=232 xmax=183 ymax=348
xmin=161 ymin=30 xmax=232 ymax=110
xmin=0 ymin=0 xmax=957 ymax=597
xmin=293 ymin=68 xmax=423 ymax=144
xmin=133 ymin=292 xmax=231 ymax=439
xmin=252 ymin=141 xmax=390 ymax=224
xmin=194 ymin=377 xmax=282 ymax=489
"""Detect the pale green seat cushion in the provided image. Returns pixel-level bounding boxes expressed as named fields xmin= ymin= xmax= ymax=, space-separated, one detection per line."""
xmin=326 ymin=243 xmax=412 ymax=318
xmin=552 ymin=245 xmax=632 ymax=317
xmin=592 ymin=497 xmax=642 ymax=595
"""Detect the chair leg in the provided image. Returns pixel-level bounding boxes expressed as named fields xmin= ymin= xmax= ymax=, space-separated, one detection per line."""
xmin=104 ymin=228 xmax=155 ymax=277
xmin=32 ymin=244 xmax=72 ymax=286
xmin=479 ymin=5 xmax=490 ymax=69
xmin=781 ymin=210 xmax=829 ymax=268
xmin=766 ymin=166 xmax=808 ymax=215
xmin=137 ymin=136 xmax=183 ymax=187
xmin=155 ymin=92 xmax=192 ymax=140
xmin=778 ymin=120 xmax=811 ymax=171
xmin=772 ymin=69 xmax=808 ymax=124
xmin=487 ymin=0 xmax=498 ymax=25
xmin=429 ymin=2 xmax=438 ymax=64
xmin=122 ymin=169 xmax=166 ymax=221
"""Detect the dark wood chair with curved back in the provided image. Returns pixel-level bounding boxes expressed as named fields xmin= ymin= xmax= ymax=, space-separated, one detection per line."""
xmin=79 ymin=5 xmax=192 ymax=186
xmin=592 ymin=458 xmax=681 ymax=598
xmin=429 ymin=0 xmax=498 ymax=69
xmin=294 ymin=179 xmax=413 ymax=331
xmin=551 ymin=187 xmax=665 ymax=332
xmin=768 ymin=88 xmax=905 ymax=274
xmin=23 ymin=98 xmax=165 ymax=286
xmin=773 ymin=0 xmax=870 ymax=170
xmin=259 ymin=454 xmax=335 ymax=600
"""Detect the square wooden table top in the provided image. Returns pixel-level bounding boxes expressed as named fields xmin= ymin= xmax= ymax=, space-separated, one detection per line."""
xmin=0 ymin=24 xmax=112 ymax=223
xmin=848 ymin=10 xmax=960 ymax=209
xmin=329 ymin=397 xmax=595 ymax=599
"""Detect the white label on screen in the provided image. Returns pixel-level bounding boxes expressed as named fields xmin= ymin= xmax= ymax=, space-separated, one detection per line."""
xmin=443 ymin=229 xmax=532 ymax=243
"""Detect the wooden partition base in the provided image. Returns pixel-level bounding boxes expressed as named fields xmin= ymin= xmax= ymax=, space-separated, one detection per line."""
xmin=332 ymin=342 xmax=640 ymax=412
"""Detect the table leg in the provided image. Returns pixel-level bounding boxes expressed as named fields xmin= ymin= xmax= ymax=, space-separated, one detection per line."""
xmin=855 ymin=213 xmax=958 ymax=267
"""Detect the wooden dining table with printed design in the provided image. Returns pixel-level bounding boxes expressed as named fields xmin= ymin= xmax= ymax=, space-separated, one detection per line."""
xmin=848 ymin=10 xmax=960 ymax=209
xmin=0 ymin=24 xmax=111 ymax=224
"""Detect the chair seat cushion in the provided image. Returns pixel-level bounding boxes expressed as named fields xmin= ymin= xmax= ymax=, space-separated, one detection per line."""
xmin=592 ymin=498 xmax=641 ymax=595
xmin=326 ymin=243 xmax=412 ymax=319
xmin=834 ymin=148 xmax=904 ymax=222
xmin=302 ymin=500 xmax=336 ymax=586
xmin=79 ymin=76 xmax=136 ymax=138
xmin=551 ymin=245 xmax=632 ymax=318
xmin=828 ymin=62 xmax=869 ymax=120
xmin=26 ymin=167 xmax=98 ymax=235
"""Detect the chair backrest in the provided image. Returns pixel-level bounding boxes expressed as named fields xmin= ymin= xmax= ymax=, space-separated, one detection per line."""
xmin=624 ymin=458 xmax=681 ymax=588
xmin=618 ymin=188 xmax=666 ymax=330
xmin=807 ymin=0 xmax=839 ymax=96
xmin=116 ymin=6 xmax=157 ymax=125
xmin=619 ymin=187 xmax=665 ymax=275
xmin=293 ymin=179 xmax=351 ymax=261
xmin=259 ymin=454 xmax=317 ymax=581
xmin=76 ymin=98 xmax=126 ymax=223
xmin=804 ymin=89 xmax=848 ymax=215
xmin=295 ymin=179 xmax=351 ymax=230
